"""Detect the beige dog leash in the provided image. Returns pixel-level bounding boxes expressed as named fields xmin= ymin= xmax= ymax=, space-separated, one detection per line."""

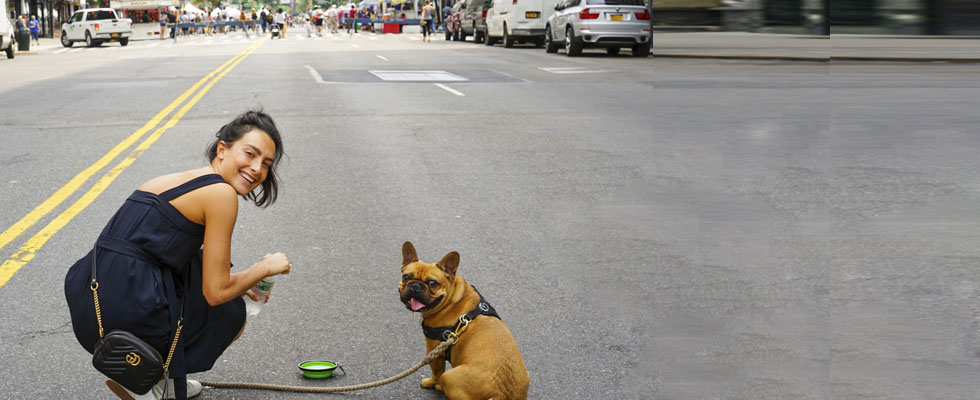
xmin=199 ymin=336 xmax=456 ymax=393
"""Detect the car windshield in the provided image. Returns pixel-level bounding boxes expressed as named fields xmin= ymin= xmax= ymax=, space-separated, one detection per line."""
xmin=87 ymin=11 xmax=117 ymax=20
xmin=585 ymin=0 xmax=645 ymax=5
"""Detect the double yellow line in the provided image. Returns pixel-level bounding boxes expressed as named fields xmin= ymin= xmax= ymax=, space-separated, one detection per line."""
xmin=0 ymin=40 xmax=264 ymax=289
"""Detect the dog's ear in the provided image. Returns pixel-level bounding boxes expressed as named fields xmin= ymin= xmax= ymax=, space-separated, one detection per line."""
xmin=437 ymin=251 xmax=460 ymax=277
xmin=402 ymin=241 xmax=419 ymax=267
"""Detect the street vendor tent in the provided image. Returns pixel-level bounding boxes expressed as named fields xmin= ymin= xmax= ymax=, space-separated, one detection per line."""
xmin=182 ymin=3 xmax=206 ymax=16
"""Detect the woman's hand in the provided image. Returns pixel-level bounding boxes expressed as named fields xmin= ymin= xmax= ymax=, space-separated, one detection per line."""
xmin=262 ymin=252 xmax=291 ymax=276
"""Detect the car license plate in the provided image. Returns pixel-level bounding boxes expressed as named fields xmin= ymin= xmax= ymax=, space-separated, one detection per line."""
xmin=526 ymin=12 xmax=539 ymax=18
xmin=111 ymin=33 xmax=119 ymax=37
xmin=610 ymin=14 xmax=623 ymax=21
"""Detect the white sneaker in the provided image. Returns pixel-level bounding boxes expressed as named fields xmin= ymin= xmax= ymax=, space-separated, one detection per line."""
xmin=152 ymin=378 xmax=204 ymax=399
xmin=106 ymin=378 xmax=203 ymax=399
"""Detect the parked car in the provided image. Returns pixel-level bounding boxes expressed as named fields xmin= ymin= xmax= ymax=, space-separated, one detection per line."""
xmin=446 ymin=0 xmax=464 ymax=40
xmin=459 ymin=0 xmax=492 ymax=43
xmin=61 ymin=8 xmax=133 ymax=47
xmin=485 ymin=0 xmax=559 ymax=48
xmin=0 ymin=2 xmax=15 ymax=59
xmin=545 ymin=0 xmax=651 ymax=56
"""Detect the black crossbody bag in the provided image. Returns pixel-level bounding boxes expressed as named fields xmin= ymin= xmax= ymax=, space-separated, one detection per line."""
xmin=89 ymin=245 xmax=188 ymax=395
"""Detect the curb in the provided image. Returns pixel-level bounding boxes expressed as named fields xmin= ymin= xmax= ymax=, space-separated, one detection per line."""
xmin=652 ymin=53 xmax=980 ymax=63
xmin=652 ymin=53 xmax=827 ymax=62
xmin=831 ymin=56 xmax=980 ymax=63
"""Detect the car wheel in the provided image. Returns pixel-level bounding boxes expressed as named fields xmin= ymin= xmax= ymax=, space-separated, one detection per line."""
xmin=606 ymin=47 xmax=620 ymax=55
xmin=5 ymin=43 xmax=13 ymax=59
xmin=85 ymin=31 xmax=94 ymax=47
xmin=565 ymin=26 xmax=581 ymax=56
xmin=61 ymin=32 xmax=72 ymax=47
xmin=484 ymin=31 xmax=495 ymax=46
xmin=632 ymin=43 xmax=650 ymax=57
xmin=544 ymin=27 xmax=558 ymax=53
xmin=502 ymin=25 xmax=514 ymax=48
xmin=120 ymin=38 xmax=129 ymax=46
xmin=474 ymin=24 xmax=483 ymax=43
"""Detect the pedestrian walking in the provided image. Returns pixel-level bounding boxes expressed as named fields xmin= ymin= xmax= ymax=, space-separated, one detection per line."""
xmin=346 ymin=5 xmax=356 ymax=34
xmin=313 ymin=6 xmax=324 ymax=36
xmin=15 ymin=15 xmax=26 ymax=34
xmin=273 ymin=8 xmax=287 ymax=38
xmin=167 ymin=10 xmax=178 ymax=39
xmin=159 ymin=13 xmax=166 ymax=39
xmin=28 ymin=15 xmax=40 ymax=45
xmin=326 ymin=5 xmax=339 ymax=34
xmin=64 ymin=110 xmax=290 ymax=400
xmin=420 ymin=0 xmax=435 ymax=43
xmin=259 ymin=7 xmax=268 ymax=33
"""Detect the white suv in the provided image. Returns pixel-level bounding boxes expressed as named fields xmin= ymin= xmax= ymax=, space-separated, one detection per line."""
xmin=545 ymin=0 xmax=651 ymax=57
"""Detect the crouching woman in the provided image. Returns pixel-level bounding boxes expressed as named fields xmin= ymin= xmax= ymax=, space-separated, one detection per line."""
xmin=65 ymin=110 xmax=291 ymax=399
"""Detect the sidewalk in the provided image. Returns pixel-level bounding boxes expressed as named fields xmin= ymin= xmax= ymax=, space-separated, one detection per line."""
xmin=15 ymin=32 xmax=980 ymax=63
xmin=649 ymin=32 xmax=980 ymax=62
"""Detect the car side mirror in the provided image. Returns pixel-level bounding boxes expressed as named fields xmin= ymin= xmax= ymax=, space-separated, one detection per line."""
xmin=555 ymin=4 xmax=560 ymax=10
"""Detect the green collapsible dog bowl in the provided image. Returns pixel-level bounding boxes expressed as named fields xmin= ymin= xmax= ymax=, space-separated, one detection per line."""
xmin=298 ymin=361 xmax=346 ymax=379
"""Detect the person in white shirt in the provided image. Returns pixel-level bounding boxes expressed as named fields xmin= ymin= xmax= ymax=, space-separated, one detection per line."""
xmin=273 ymin=8 xmax=287 ymax=38
xmin=326 ymin=5 xmax=339 ymax=34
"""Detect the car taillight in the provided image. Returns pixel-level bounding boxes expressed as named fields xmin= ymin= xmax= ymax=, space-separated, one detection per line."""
xmin=513 ymin=0 xmax=517 ymax=3
xmin=482 ymin=10 xmax=487 ymax=18
xmin=579 ymin=8 xmax=598 ymax=19
xmin=636 ymin=9 xmax=650 ymax=20
xmin=94 ymin=23 xmax=100 ymax=31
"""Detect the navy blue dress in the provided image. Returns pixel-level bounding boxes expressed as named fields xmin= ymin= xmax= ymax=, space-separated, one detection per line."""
xmin=65 ymin=174 xmax=245 ymax=396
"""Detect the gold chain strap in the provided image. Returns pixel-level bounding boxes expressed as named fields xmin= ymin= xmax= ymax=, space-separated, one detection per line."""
xmin=90 ymin=282 xmax=104 ymax=338
xmin=164 ymin=319 xmax=183 ymax=373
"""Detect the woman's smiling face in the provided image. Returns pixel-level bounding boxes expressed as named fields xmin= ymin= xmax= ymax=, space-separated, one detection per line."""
xmin=213 ymin=128 xmax=276 ymax=196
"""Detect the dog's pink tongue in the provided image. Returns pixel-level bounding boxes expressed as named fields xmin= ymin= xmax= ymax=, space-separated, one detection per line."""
xmin=409 ymin=298 xmax=426 ymax=311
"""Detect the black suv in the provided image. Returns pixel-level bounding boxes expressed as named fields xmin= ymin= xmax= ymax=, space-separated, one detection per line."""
xmin=459 ymin=0 xmax=492 ymax=43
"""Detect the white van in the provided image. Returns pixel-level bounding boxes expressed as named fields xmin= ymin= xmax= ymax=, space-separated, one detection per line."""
xmin=0 ymin=1 xmax=15 ymax=59
xmin=484 ymin=0 xmax=559 ymax=47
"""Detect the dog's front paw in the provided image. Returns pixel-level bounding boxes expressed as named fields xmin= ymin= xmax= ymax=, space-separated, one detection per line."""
xmin=420 ymin=377 xmax=437 ymax=389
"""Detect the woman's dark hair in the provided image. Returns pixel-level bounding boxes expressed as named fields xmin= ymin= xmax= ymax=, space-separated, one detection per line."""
xmin=206 ymin=110 xmax=284 ymax=208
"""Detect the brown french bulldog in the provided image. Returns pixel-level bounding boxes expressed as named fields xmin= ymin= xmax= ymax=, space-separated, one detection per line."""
xmin=399 ymin=241 xmax=530 ymax=400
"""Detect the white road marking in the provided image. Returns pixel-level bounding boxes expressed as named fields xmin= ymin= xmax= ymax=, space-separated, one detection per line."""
xmin=369 ymin=70 xmax=467 ymax=81
xmin=376 ymin=55 xmax=388 ymax=61
xmin=305 ymin=65 xmax=328 ymax=84
xmin=538 ymin=67 xmax=616 ymax=74
xmin=435 ymin=83 xmax=465 ymax=96
xmin=54 ymin=48 xmax=70 ymax=54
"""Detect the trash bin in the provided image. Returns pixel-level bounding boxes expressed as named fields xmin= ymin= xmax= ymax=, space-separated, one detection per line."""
xmin=17 ymin=31 xmax=30 ymax=51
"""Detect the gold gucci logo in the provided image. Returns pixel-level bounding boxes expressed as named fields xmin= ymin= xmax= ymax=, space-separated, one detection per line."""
xmin=125 ymin=352 xmax=141 ymax=366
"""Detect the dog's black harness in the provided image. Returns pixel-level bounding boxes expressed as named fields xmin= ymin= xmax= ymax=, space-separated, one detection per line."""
xmin=421 ymin=287 xmax=500 ymax=363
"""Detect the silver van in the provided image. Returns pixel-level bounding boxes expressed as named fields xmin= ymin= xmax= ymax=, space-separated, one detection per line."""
xmin=459 ymin=0 xmax=493 ymax=43
xmin=545 ymin=0 xmax=651 ymax=56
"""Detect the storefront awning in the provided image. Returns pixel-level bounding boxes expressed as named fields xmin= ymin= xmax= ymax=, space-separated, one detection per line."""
xmin=110 ymin=0 xmax=176 ymax=10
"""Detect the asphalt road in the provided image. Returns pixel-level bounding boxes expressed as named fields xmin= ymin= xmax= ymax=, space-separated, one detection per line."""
xmin=1 ymin=31 xmax=979 ymax=399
